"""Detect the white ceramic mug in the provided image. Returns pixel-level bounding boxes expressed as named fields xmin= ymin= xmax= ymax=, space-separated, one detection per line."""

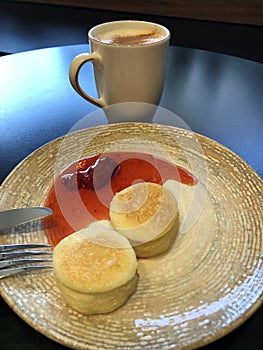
xmin=69 ymin=20 xmax=170 ymax=109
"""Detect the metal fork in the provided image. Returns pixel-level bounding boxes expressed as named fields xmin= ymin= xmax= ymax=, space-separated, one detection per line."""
xmin=0 ymin=243 xmax=53 ymax=279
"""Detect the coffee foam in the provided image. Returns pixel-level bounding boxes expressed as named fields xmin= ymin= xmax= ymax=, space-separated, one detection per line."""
xmin=97 ymin=27 xmax=165 ymax=46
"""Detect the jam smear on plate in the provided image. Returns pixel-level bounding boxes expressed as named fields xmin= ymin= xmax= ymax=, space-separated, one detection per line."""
xmin=61 ymin=157 xmax=120 ymax=191
xmin=44 ymin=152 xmax=197 ymax=246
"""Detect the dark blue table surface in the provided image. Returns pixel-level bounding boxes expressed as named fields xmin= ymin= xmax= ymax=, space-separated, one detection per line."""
xmin=0 ymin=45 xmax=262 ymax=184
xmin=0 ymin=44 xmax=262 ymax=350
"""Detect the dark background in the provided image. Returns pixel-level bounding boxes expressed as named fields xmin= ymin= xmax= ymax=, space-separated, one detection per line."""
xmin=0 ymin=1 xmax=262 ymax=62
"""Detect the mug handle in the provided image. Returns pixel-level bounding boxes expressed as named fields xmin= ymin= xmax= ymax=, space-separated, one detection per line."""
xmin=69 ymin=53 xmax=106 ymax=108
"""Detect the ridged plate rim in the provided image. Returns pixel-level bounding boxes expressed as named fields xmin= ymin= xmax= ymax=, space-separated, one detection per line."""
xmin=0 ymin=122 xmax=263 ymax=350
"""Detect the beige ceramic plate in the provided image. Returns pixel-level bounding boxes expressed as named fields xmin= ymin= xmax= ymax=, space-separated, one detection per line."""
xmin=0 ymin=123 xmax=263 ymax=349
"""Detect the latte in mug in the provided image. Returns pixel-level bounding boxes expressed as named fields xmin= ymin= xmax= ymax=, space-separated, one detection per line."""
xmin=69 ymin=20 xmax=170 ymax=116
xmin=97 ymin=27 xmax=166 ymax=46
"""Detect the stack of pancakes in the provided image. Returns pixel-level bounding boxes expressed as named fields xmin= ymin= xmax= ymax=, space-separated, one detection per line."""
xmin=110 ymin=182 xmax=179 ymax=257
xmin=53 ymin=182 xmax=179 ymax=315
xmin=53 ymin=222 xmax=138 ymax=315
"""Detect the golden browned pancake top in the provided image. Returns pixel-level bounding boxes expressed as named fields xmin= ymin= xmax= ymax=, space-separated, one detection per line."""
xmin=110 ymin=182 xmax=178 ymax=242
xmin=53 ymin=222 xmax=137 ymax=293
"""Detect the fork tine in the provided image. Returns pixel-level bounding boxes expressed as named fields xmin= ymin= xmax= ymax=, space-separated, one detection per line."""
xmin=0 ymin=243 xmax=53 ymax=278
xmin=0 ymin=257 xmax=53 ymax=269
xmin=0 ymin=243 xmax=52 ymax=259
xmin=0 ymin=265 xmax=52 ymax=279
xmin=0 ymin=250 xmax=52 ymax=259
xmin=0 ymin=243 xmax=51 ymax=252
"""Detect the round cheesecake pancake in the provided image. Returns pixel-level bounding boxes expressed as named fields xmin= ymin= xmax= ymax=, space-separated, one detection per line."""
xmin=110 ymin=182 xmax=179 ymax=257
xmin=52 ymin=221 xmax=138 ymax=315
